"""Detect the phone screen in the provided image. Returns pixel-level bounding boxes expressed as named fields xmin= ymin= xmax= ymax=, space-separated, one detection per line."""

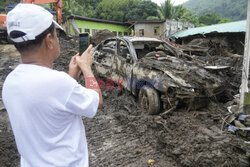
xmin=79 ymin=33 xmax=89 ymax=55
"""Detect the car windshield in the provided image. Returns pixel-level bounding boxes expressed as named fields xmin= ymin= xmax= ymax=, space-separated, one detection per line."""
xmin=132 ymin=41 xmax=174 ymax=59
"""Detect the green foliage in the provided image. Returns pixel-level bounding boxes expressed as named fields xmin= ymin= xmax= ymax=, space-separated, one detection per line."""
xmin=126 ymin=0 xmax=159 ymax=21
xmin=0 ymin=0 xmax=19 ymax=14
xmin=179 ymin=10 xmax=198 ymax=25
xmin=196 ymin=12 xmax=232 ymax=26
xmin=183 ymin=0 xmax=247 ymax=21
xmin=95 ymin=0 xmax=125 ymax=22
xmin=62 ymin=0 xmax=101 ymax=18
xmin=218 ymin=18 xmax=231 ymax=24
xmin=159 ymin=0 xmax=177 ymax=19
xmin=158 ymin=0 xmax=189 ymax=20
xmin=0 ymin=0 xmax=234 ymax=27
xmin=158 ymin=0 xmax=198 ymax=25
xmin=0 ymin=0 xmax=19 ymax=9
xmin=198 ymin=12 xmax=221 ymax=25
xmin=146 ymin=16 xmax=160 ymax=20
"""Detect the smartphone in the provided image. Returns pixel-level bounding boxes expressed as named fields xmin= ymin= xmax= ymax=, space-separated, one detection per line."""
xmin=79 ymin=33 xmax=90 ymax=55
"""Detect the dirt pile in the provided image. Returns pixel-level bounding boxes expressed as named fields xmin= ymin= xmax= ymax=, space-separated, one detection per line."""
xmin=90 ymin=29 xmax=115 ymax=46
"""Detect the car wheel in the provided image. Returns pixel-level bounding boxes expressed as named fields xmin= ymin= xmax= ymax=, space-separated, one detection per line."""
xmin=138 ymin=86 xmax=161 ymax=115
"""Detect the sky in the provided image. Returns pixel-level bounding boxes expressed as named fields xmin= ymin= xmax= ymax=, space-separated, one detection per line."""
xmin=151 ymin=0 xmax=189 ymax=6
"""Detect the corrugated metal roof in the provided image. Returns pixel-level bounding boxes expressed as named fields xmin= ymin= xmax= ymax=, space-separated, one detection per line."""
xmin=171 ymin=20 xmax=246 ymax=39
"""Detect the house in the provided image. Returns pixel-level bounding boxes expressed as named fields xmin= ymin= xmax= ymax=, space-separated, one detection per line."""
xmin=65 ymin=15 xmax=131 ymax=36
xmin=171 ymin=20 xmax=246 ymax=54
xmin=128 ymin=20 xmax=194 ymax=40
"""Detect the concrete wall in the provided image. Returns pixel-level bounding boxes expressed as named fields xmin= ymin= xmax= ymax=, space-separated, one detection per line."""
xmin=165 ymin=20 xmax=194 ymax=38
xmin=134 ymin=23 xmax=165 ymax=39
xmin=134 ymin=20 xmax=195 ymax=40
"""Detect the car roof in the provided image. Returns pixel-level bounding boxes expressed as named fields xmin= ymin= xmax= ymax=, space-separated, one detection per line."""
xmin=121 ymin=36 xmax=163 ymax=43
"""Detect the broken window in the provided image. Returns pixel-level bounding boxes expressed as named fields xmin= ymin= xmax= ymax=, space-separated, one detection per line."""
xmin=118 ymin=40 xmax=130 ymax=59
xmin=112 ymin=31 xmax=117 ymax=36
xmin=118 ymin=32 xmax=122 ymax=36
xmin=85 ymin=29 xmax=90 ymax=33
xmin=154 ymin=27 xmax=160 ymax=36
xmin=101 ymin=40 xmax=116 ymax=54
xmin=139 ymin=29 xmax=144 ymax=37
xmin=133 ymin=41 xmax=175 ymax=59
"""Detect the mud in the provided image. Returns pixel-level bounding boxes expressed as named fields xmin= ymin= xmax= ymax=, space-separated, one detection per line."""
xmin=0 ymin=36 xmax=249 ymax=167
xmin=0 ymin=45 xmax=21 ymax=167
xmin=90 ymin=29 xmax=115 ymax=47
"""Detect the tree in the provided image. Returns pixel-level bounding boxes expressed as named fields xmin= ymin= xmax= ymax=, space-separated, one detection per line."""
xmin=95 ymin=0 xmax=126 ymax=22
xmin=61 ymin=0 xmax=102 ymax=19
xmin=126 ymin=0 xmax=159 ymax=21
xmin=183 ymin=0 xmax=247 ymax=21
xmin=0 ymin=0 xmax=19 ymax=9
xmin=179 ymin=10 xmax=199 ymax=25
xmin=158 ymin=0 xmax=199 ymax=25
xmin=198 ymin=12 xmax=222 ymax=25
xmin=159 ymin=0 xmax=178 ymax=20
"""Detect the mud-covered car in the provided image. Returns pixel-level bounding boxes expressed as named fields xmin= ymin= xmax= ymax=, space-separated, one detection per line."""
xmin=93 ymin=37 xmax=226 ymax=114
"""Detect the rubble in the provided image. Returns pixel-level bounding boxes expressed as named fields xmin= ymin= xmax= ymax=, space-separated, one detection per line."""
xmin=172 ymin=39 xmax=243 ymax=100
xmin=90 ymin=29 xmax=115 ymax=46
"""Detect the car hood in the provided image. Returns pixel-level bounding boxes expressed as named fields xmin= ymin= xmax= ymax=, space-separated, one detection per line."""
xmin=137 ymin=52 xmax=225 ymax=96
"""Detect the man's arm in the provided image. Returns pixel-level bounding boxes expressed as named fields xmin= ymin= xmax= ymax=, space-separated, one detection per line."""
xmin=76 ymin=45 xmax=103 ymax=109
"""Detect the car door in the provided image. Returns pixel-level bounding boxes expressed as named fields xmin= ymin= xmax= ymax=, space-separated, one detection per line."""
xmin=93 ymin=39 xmax=116 ymax=78
xmin=112 ymin=39 xmax=135 ymax=91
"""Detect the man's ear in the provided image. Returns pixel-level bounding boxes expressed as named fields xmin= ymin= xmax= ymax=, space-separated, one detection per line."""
xmin=44 ymin=33 xmax=54 ymax=50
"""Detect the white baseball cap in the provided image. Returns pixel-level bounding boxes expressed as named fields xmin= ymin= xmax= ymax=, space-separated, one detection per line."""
xmin=6 ymin=3 xmax=63 ymax=43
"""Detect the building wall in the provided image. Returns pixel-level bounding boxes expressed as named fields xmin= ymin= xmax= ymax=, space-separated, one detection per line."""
xmin=134 ymin=23 xmax=165 ymax=39
xmin=165 ymin=20 xmax=194 ymax=38
xmin=134 ymin=20 xmax=194 ymax=40
xmin=67 ymin=19 xmax=131 ymax=36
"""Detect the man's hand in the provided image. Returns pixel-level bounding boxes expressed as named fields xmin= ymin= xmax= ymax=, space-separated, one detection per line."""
xmin=76 ymin=45 xmax=93 ymax=72
xmin=75 ymin=45 xmax=103 ymax=109
xmin=69 ymin=53 xmax=81 ymax=80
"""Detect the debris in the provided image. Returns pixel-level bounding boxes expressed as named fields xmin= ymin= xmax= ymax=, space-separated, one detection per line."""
xmin=228 ymin=125 xmax=237 ymax=133
xmin=160 ymin=106 xmax=176 ymax=116
xmin=148 ymin=159 xmax=155 ymax=164
xmin=90 ymin=29 xmax=115 ymax=46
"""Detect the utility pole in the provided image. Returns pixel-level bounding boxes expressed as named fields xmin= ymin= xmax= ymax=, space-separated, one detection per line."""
xmin=240 ymin=0 xmax=250 ymax=114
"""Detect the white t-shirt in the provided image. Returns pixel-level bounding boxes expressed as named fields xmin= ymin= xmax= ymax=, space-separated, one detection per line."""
xmin=2 ymin=64 xmax=99 ymax=167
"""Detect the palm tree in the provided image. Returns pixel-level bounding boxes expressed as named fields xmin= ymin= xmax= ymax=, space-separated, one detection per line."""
xmin=159 ymin=0 xmax=178 ymax=20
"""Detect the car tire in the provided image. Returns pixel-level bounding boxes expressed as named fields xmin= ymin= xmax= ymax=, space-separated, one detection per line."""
xmin=138 ymin=85 xmax=161 ymax=115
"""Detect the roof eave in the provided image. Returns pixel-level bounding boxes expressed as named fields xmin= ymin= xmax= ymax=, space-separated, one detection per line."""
xmin=69 ymin=14 xmax=128 ymax=26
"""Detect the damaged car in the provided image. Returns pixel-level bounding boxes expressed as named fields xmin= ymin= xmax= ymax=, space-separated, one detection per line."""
xmin=92 ymin=37 xmax=226 ymax=114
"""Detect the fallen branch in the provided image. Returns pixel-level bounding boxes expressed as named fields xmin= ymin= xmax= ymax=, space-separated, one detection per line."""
xmin=124 ymin=105 xmax=132 ymax=113
xmin=220 ymin=115 xmax=231 ymax=130
xmin=160 ymin=106 xmax=176 ymax=116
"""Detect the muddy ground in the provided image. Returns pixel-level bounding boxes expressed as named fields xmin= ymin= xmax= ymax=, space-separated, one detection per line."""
xmin=0 ymin=36 xmax=249 ymax=167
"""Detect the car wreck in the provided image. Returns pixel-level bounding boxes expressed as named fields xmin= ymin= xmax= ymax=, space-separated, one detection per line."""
xmin=92 ymin=37 xmax=226 ymax=114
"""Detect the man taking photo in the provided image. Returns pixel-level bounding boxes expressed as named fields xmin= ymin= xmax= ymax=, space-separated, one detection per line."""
xmin=2 ymin=3 xmax=103 ymax=167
